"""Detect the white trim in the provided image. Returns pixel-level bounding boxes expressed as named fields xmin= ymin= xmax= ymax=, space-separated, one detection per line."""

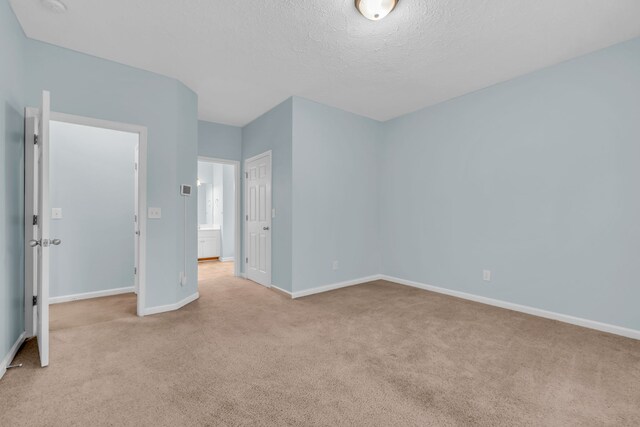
xmin=0 ymin=332 xmax=27 ymax=380
xmin=37 ymin=110 xmax=148 ymax=317
xmin=243 ymin=150 xmax=273 ymax=164
xmin=51 ymin=112 xmax=148 ymax=135
xmin=219 ymin=257 xmax=235 ymax=262
xmin=198 ymin=156 xmax=241 ymax=279
xmin=49 ymin=287 xmax=134 ymax=304
xmin=285 ymin=273 xmax=640 ymax=340
xmin=292 ymin=275 xmax=382 ymax=299
xmin=380 ymin=275 xmax=640 ymax=341
xmin=198 ymin=156 xmax=238 ymax=166
xmin=143 ymin=292 xmax=200 ymax=316
xmin=271 ymin=285 xmax=293 ymax=297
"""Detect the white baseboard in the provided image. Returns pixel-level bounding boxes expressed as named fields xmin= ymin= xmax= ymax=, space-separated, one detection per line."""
xmin=143 ymin=292 xmax=199 ymax=316
xmin=271 ymin=285 xmax=293 ymax=297
xmin=50 ymin=286 xmax=135 ymax=304
xmin=219 ymin=257 xmax=235 ymax=262
xmin=0 ymin=331 xmax=27 ymax=380
xmin=292 ymin=275 xmax=382 ymax=299
xmin=380 ymin=275 xmax=640 ymax=341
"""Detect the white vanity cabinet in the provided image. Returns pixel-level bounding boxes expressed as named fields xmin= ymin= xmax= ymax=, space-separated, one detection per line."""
xmin=198 ymin=228 xmax=221 ymax=259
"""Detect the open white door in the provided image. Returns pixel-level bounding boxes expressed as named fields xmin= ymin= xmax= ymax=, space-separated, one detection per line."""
xmin=33 ymin=91 xmax=53 ymax=367
xmin=134 ymin=145 xmax=139 ymax=295
xmin=245 ymin=151 xmax=271 ymax=287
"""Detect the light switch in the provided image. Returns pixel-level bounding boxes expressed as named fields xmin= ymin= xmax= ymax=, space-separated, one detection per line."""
xmin=148 ymin=207 xmax=162 ymax=219
xmin=52 ymin=208 xmax=63 ymax=219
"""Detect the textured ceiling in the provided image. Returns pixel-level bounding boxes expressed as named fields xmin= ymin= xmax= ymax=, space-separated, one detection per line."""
xmin=10 ymin=0 xmax=640 ymax=126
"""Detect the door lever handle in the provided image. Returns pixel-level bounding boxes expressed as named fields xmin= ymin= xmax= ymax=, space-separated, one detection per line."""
xmin=30 ymin=239 xmax=61 ymax=247
xmin=263 ymin=226 xmax=270 ymax=231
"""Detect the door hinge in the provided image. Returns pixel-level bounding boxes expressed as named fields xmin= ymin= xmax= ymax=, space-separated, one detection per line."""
xmin=34 ymin=134 xmax=38 ymax=145
xmin=33 ymin=215 xmax=38 ymax=225
xmin=246 ymin=257 xmax=248 ymax=263
xmin=32 ymin=296 xmax=37 ymax=306
xmin=245 ymin=172 xmax=248 ymax=178
xmin=134 ymin=163 xmax=138 ymax=171
xmin=134 ymin=214 xmax=137 ymax=222
xmin=134 ymin=267 xmax=137 ymax=275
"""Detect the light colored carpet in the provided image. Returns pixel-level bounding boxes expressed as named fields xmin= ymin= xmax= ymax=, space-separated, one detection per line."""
xmin=1 ymin=261 xmax=639 ymax=426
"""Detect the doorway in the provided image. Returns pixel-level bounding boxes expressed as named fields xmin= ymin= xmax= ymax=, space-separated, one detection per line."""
xmin=24 ymin=94 xmax=147 ymax=367
xmin=197 ymin=157 xmax=240 ymax=278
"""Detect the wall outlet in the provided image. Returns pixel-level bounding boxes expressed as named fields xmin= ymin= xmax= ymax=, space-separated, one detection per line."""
xmin=51 ymin=208 xmax=63 ymax=219
xmin=332 ymin=260 xmax=339 ymax=271
xmin=483 ymin=270 xmax=491 ymax=282
xmin=148 ymin=207 xmax=162 ymax=219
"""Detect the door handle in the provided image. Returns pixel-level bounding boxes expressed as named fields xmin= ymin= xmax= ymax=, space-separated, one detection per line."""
xmin=263 ymin=226 xmax=270 ymax=231
xmin=31 ymin=239 xmax=61 ymax=247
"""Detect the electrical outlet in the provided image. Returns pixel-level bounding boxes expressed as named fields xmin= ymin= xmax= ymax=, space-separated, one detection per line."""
xmin=483 ymin=270 xmax=491 ymax=282
xmin=148 ymin=207 xmax=162 ymax=219
xmin=51 ymin=208 xmax=63 ymax=219
xmin=332 ymin=260 xmax=339 ymax=271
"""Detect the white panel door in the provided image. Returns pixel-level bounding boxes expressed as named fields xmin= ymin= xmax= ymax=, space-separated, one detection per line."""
xmin=34 ymin=91 xmax=53 ymax=367
xmin=245 ymin=152 xmax=271 ymax=287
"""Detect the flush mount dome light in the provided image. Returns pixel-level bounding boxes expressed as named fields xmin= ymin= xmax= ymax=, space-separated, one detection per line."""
xmin=355 ymin=0 xmax=398 ymax=21
xmin=40 ymin=0 xmax=67 ymax=13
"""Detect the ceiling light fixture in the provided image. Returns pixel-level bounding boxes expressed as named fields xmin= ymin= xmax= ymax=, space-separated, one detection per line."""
xmin=355 ymin=0 xmax=398 ymax=21
xmin=40 ymin=0 xmax=68 ymax=14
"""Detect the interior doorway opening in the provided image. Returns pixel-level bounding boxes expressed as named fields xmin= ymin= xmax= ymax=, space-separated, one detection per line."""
xmin=197 ymin=157 xmax=240 ymax=278
xmin=25 ymin=101 xmax=148 ymax=369
xmin=47 ymin=120 xmax=140 ymax=304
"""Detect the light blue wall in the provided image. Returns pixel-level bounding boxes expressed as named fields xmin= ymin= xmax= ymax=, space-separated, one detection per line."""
xmin=173 ymin=81 xmax=199 ymax=304
xmin=49 ymin=121 xmax=137 ymax=298
xmin=241 ymin=98 xmax=293 ymax=291
xmin=198 ymin=120 xmax=242 ymax=161
xmin=292 ymin=97 xmax=381 ymax=292
xmin=222 ymin=164 xmax=235 ymax=259
xmin=0 ymin=0 xmax=25 ymax=368
xmin=380 ymin=37 xmax=640 ymax=331
xmin=25 ymin=39 xmax=199 ymax=309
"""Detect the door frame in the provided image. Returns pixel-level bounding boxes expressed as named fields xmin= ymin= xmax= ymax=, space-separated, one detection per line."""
xmin=24 ymin=108 xmax=148 ymax=326
xmin=197 ymin=156 xmax=241 ymax=278
xmin=243 ymin=150 xmax=272 ymax=287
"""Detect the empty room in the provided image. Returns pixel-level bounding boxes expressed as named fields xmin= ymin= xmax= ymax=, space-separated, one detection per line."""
xmin=1 ymin=0 xmax=639 ymax=425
